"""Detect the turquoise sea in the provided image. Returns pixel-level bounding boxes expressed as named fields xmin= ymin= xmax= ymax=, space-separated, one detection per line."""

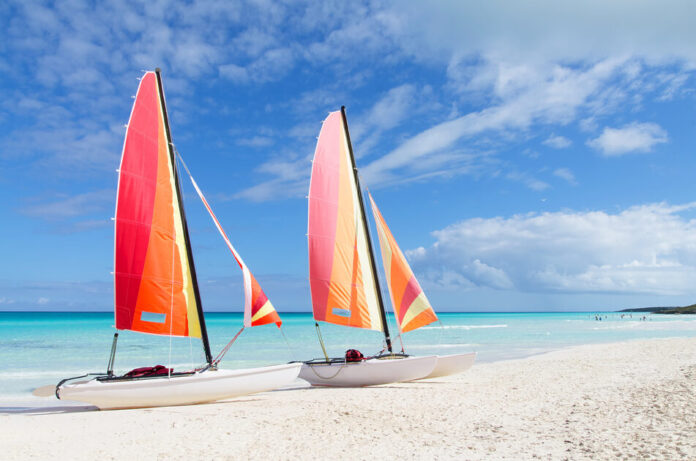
xmin=2 ymin=311 xmax=696 ymax=406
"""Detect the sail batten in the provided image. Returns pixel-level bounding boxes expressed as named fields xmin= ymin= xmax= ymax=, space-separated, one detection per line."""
xmin=369 ymin=192 xmax=438 ymax=333
xmin=114 ymin=71 xmax=204 ymax=343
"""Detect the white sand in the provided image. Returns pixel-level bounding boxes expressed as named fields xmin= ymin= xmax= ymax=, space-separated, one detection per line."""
xmin=2 ymin=337 xmax=695 ymax=460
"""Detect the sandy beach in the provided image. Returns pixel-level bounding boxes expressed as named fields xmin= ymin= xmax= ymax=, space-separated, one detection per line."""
xmin=2 ymin=337 xmax=695 ymax=460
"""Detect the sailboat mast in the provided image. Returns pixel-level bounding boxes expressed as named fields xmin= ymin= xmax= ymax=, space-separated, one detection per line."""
xmin=155 ymin=68 xmax=213 ymax=365
xmin=340 ymin=106 xmax=393 ymax=353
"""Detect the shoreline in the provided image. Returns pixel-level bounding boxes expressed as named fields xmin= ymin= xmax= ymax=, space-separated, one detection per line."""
xmin=2 ymin=337 xmax=695 ymax=460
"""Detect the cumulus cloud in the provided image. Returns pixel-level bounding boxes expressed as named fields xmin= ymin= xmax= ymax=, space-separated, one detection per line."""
xmin=587 ymin=122 xmax=668 ymax=156
xmin=408 ymin=202 xmax=696 ymax=296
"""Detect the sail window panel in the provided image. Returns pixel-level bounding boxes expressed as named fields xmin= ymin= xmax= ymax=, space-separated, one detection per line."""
xmin=140 ymin=311 xmax=167 ymax=324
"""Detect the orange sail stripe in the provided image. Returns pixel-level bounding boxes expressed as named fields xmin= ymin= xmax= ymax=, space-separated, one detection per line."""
xmin=368 ymin=193 xmax=438 ymax=333
xmin=308 ymin=111 xmax=382 ymax=331
xmin=114 ymin=72 xmax=200 ymax=337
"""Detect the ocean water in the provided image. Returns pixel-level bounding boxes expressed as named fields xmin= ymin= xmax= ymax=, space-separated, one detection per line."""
xmin=1 ymin=311 xmax=695 ymax=406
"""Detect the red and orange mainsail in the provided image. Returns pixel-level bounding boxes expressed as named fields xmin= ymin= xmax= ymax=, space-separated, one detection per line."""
xmin=114 ymin=71 xmax=202 ymax=338
xmin=368 ymin=193 xmax=438 ymax=333
xmin=308 ymin=111 xmax=383 ymax=331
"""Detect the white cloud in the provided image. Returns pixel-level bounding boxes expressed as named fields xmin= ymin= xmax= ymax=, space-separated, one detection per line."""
xmin=506 ymin=171 xmax=550 ymax=191
xmin=231 ymin=155 xmax=310 ymax=202
xmin=220 ymin=47 xmax=296 ymax=84
xmin=362 ymin=58 xmax=625 ymax=185
xmin=3 ymin=0 xmax=694 ymax=197
xmin=553 ymin=168 xmax=577 ymax=185
xmin=588 ymin=122 xmax=668 ymax=156
xmin=21 ymin=190 xmax=113 ymax=219
xmin=409 ymin=202 xmax=696 ymax=296
xmin=383 ymin=1 xmax=696 ymax=67
xmin=233 ymin=83 xmax=434 ymax=200
xmin=236 ymin=136 xmax=274 ymax=147
xmin=219 ymin=63 xmax=249 ymax=83
xmin=543 ymin=134 xmax=572 ymax=149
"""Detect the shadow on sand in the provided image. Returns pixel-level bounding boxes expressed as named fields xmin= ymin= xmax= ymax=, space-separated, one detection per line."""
xmin=0 ymin=404 xmax=98 ymax=415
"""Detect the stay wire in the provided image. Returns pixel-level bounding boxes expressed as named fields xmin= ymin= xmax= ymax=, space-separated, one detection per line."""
xmin=212 ymin=326 xmax=245 ymax=366
xmin=279 ymin=326 xmax=298 ymax=361
xmin=315 ymin=322 xmax=330 ymax=361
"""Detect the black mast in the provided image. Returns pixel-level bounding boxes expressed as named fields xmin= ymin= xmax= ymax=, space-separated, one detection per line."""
xmin=340 ymin=106 xmax=393 ymax=353
xmin=155 ymin=68 xmax=213 ymax=365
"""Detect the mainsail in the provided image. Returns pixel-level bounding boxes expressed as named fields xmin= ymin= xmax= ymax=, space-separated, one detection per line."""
xmin=113 ymin=71 xmax=207 ymax=350
xmin=308 ymin=110 xmax=383 ymax=331
xmin=368 ymin=193 xmax=438 ymax=333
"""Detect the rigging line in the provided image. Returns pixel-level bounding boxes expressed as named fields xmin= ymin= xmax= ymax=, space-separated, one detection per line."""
xmin=188 ymin=333 xmax=194 ymax=372
xmin=212 ymin=326 xmax=245 ymax=366
xmin=437 ymin=317 xmax=446 ymax=346
xmin=315 ymin=322 xmax=330 ymax=361
xmin=167 ymin=154 xmax=179 ymax=379
xmin=307 ymin=361 xmax=346 ymax=380
xmin=279 ymin=326 xmax=298 ymax=361
xmin=397 ymin=333 xmax=406 ymax=354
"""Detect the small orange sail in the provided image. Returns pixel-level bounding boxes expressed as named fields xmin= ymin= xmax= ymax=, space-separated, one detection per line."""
xmin=308 ymin=111 xmax=383 ymax=331
xmin=368 ymin=193 xmax=438 ymax=333
xmin=179 ymin=163 xmax=281 ymax=328
xmin=114 ymin=71 xmax=202 ymax=338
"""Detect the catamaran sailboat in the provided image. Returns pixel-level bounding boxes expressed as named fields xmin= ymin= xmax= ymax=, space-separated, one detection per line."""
xmin=37 ymin=70 xmax=300 ymax=409
xmin=299 ymin=108 xmax=473 ymax=387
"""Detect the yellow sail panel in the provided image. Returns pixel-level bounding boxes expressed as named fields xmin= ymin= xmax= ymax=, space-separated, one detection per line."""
xmin=308 ymin=111 xmax=382 ymax=331
xmin=368 ymin=193 xmax=438 ymax=333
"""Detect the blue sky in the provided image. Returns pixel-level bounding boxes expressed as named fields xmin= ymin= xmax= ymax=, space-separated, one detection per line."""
xmin=2 ymin=0 xmax=696 ymax=312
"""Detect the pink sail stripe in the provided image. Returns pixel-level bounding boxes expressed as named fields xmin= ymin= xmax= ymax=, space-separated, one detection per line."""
xmin=307 ymin=115 xmax=341 ymax=322
xmin=399 ymin=275 xmax=424 ymax=323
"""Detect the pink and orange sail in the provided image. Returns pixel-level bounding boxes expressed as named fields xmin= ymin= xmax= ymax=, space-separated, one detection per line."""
xmin=114 ymin=71 xmax=201 ymax=338
xmin=368 ymin=193 xmax=438 ymax=333
xmin=114 ymin=71 xmax=280 ymax=342
xmin=308 ymin=108 xmax=437 ymax=335
xmin=308 ymin=111 xmax=383 ymax=331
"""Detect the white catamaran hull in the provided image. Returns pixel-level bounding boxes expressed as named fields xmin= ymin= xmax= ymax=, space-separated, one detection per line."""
xmin=299 ymin=355 xmax=437 ymax=387
xmin=58 ymin=363 xmax=301 ymax=410
xmin=421 ymin=352 xmax=476 ymax=379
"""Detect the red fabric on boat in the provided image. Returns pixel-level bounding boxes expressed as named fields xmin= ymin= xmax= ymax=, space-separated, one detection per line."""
xmin=123 ymin=365 xmax=172 ymax=378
